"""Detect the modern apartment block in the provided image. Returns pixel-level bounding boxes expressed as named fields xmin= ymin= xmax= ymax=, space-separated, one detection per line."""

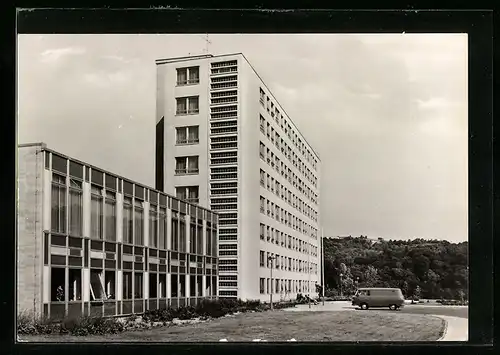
xmin=155 ymin=53 xmax=321 ymax=301
xmin=17 ymin=143 xmax=219 ymax=320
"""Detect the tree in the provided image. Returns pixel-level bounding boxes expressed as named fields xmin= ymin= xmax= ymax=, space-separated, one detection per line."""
xmin=323 ymin=236 xmax=467 ymax=300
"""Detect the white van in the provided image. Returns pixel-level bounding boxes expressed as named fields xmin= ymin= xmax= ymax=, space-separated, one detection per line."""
xmin=351 ymin=287 xmax=405 ymax=310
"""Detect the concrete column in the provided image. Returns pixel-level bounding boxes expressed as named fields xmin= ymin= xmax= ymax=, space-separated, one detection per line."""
xmin=185 ymin=214 xmax=190 ymax=253
xmin=116 ymin=193 xmax=123 ymax=243
xmin=42 ymin=170 xmax=51 ymax=231
xmin=42 ymin=266 xmax=50 ymax=303
xmin=202 ymin=220 xmax=207 ymax=255
xmin=82 ymin=268 xmax=90 ymax=302
xmin=144 ymin=271 xmax=149 ymax=300
xmin=117 ymin=270 xmax=123 ymax=300
xmin=166 ymin=273 xmax=171 ymax=298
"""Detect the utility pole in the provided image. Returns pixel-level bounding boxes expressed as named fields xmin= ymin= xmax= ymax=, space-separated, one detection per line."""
xmin=321 ymin=229 xmax=325 ymax=306
xmin=268 ymin=255 xmax=275 ymax=310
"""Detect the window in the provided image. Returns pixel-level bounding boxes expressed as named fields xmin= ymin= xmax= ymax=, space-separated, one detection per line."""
xmin=260 ymin=251 xmax=265 ymax=267
xmin=260 ymin=196 xmax=265 ymax=213
xmin=176 ymin=126 xmax=199 ymax=145
xmin=134 ymin=199 xmax=144 ymax=245
xmin=259 ymin=142 xmax=265 ymax=160
xmin=123 ymin=197 xmax=133 ymax=244
xmin=260 ymin=169 xmax=265 ymax=186
xmin=177 ymin=66 xmax=200 ymax=85
xmin=171 ymin=215 xmax=179 ymax=251
xmin=123 ymin=271 xmax=132 ymax=299
xmin=179 ymin=217 xmax=186 ymax=253
xmin=176 ymin=96 xmax=199 ymax=115
xmin=176 ymin=186 xmax=199 ymax=203
xmin=211 ymin=229 xmax=217 ymax=256
xmin=69 ymin=178 xmax=83 ymax=236
xmin=260 ymin=115 xmax=265 ymax=133
xmin=260 ymin=223 xmax=265 ymax=240
xmin=175 ymin=156 xmax=199 ymax=175
xmin=158 ymin=207 xmax=167 ymax=249
xmin=149 ymin=204 xmax=158 ymax=248
xmin=190 ymin=222 xmax=196 ymax=254
xmin=149 ymin=273 xmax=157 ymax=298
xmin=260 ymin=278 xmax=265 ymax=294
xmin=68 ymin=269 xmax=82 ymax=301
xmin=90 ymin=269 xmax=105 ymax=300
xmin=134 ymin=272 xmax=143 ymax=298
xmin=51 ymin=173 xmax=66 ymax=233
xmin=105 ymin=191 xmax=116 ymax=241
xmin=90 ymin=185 xmax=103 ymax=239
xmin=206 ymin=227 xmax=212 ymax=257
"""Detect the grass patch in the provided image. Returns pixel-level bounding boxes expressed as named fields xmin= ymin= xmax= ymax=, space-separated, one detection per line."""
xmin=21 ymin=310 xmax=444 ymax=342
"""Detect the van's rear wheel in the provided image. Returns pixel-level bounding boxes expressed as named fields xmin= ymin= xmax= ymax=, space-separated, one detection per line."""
xmin=389 ymin=304 xmax=397 ymax=311
xmin=360 ymin=303 xmax=369 ymax=310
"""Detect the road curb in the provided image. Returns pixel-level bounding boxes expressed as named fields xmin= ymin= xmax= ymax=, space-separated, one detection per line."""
xmin=435 ymin=316 xmax=448 ymax=341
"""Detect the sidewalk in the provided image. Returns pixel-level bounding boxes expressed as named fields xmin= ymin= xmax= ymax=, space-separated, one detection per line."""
xmin=436 ymin=316 xmax=468 ymax=341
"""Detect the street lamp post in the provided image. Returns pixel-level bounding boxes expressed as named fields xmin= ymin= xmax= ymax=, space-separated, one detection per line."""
xmin=339 ymin=273 xmax=343 ymax=297
xmin=308 ymin=243 xmax=311 ymax=309
xmin=268 ymin=255 xmax=276 ymax=310
xmin=321 ymin=229 xmax=325 ymax=306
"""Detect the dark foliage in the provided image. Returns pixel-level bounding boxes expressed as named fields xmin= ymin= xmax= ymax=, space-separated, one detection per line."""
xmin=323 ymin=236 xmax=468 ymax=300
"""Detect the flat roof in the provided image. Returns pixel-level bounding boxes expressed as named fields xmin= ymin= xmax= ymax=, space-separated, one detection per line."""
xmin=18 ymin=143 xmax=216 ymax=215
xmin=155 ymin=52 xmax=321 ymax=162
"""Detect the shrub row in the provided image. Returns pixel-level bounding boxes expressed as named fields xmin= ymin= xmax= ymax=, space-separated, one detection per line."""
xmin=436 ymin=299 xmax=468 ymax=306
xmin=18 ymin=299 xmax=297 ymax=336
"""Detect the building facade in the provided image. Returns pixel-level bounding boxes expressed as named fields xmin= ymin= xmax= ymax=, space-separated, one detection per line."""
xmin=155 ymin=53 xmax=321 ymax=301
xmin=17 ymin=143 xmax=219 ymax=320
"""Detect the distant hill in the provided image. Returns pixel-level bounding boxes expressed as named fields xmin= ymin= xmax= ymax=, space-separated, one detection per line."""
xmin=323 ymin=236 xmax=468 ymax=300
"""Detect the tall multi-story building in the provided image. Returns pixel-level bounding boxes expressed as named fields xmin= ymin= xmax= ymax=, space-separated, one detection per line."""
xmin=17 ymin=143 xmax=219 ymax=320
xmin=155 ymin=53 xmax=321 ymax=301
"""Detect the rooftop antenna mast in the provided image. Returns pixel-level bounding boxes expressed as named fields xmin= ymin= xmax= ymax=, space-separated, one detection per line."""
xmin=203 ymin=33 xmax=212 ymax=54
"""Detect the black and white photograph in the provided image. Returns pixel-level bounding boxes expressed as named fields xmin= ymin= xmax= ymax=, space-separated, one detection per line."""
xmin=16 ymin=28 xmax=470 ymax=342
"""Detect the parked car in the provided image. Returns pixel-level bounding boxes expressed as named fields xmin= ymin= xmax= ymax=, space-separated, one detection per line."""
xmin=351 ymin=287 xmax=405 ymax=310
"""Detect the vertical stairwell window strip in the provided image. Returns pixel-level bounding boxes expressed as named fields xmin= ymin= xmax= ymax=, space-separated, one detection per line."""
xmin=123 ymin=197 xmax=133 ymax=244
xmin=69 ymin=178 xmax=83 ymax=236
xmin=105 ymin=191 xmax=116 ymax=241
xmin=90 ymin=185 xmax=103 ymax=239
xmin=51 ymin=173 xmax=67 ymax=234
xmin=134 ymin=199 xmax=144 ymax=245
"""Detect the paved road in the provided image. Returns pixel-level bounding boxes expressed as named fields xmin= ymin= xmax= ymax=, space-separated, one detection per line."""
xmin=285 ymin=301 xmax=468 ymax=341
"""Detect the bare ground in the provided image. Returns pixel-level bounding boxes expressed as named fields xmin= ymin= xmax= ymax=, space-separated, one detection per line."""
xmin=20 ymin=310 xmax=445 ymax=342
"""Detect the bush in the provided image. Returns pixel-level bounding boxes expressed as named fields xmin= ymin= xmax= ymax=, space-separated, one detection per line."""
xmin=63 ymin=316 xmax=125 ymax=336
xmin=19 ymin=298 xmax=295 ymax=336
xmin=17 ymin=312 xmax=61 ymax=335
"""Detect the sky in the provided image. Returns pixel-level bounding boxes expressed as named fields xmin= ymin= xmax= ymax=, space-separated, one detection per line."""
xmin=17 ymin=34 xmax=468 ymax=242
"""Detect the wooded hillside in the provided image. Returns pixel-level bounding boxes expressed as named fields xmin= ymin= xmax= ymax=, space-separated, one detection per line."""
xmin=323 ymin=236 xmax=468 ymax=300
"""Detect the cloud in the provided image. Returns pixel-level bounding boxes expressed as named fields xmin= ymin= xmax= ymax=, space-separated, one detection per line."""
xmin=83 ymin=70 xmax=130 ymax=87
xmin=101 ymin=55 xmax=136 ymax=63
xmin=40 ymin=46 xmax=86 ymax=62
xmin=416 ymin=97 xmax=451 ymax=111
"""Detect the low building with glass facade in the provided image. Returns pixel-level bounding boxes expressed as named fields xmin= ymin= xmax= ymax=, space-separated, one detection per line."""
xmin=17 ymin=143 xmax=219 ymax=320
